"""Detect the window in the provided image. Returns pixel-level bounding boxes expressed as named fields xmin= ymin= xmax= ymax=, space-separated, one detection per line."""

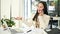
xmin=24 ymin=0 xmax=32 ymax=19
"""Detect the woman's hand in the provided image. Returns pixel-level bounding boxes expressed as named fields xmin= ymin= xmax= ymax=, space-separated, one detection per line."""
xmin=38 ymin=11 xmax=44 ymax=16
xmin=39 ymin=12 xmax=44 ymax=16
xmin=14 ymin=17 xmax=22 ymax=20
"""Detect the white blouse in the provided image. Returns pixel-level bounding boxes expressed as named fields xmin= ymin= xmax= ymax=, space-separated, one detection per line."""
xmin=21 ymin=14 xmax=50 ymax=34
xmin=24 ymin=14 xmax=50 ymax=30
xmin=37 ymin=14 xmax=50 ymax=29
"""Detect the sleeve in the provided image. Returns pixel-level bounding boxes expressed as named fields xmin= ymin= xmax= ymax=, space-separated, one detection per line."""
xmin=44 ymin=15 xmax=50 ymax=28
xmin=24 ymin=18 xmax=33 ymax=27
xmin=23 ymin=14 xmax=35 ymax=27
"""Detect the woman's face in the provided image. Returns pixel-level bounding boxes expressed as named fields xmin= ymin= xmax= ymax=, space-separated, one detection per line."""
xmin=37 ymin=3 xmax=44 ymax=14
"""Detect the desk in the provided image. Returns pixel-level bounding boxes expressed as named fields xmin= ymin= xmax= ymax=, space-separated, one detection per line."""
xmin=47 ymin=28 xmax=60 ymax=34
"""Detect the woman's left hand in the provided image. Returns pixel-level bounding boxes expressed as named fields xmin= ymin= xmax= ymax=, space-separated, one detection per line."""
xmin=14 ymin=17 xmax=22 ymax=20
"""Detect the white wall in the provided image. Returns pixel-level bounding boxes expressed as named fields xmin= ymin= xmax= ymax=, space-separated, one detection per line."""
xmin=1 ymin=0 xmax=24 ymax=18
xmin=1 ymin=0 xmax=10 ymax=19
xmin=1 ymin=0 xmax=24 ymax=28
xmin=19 ymin=0 xmax=24 ymax=17
xmin=12 ymin=0 xmax=24 ymax=17
xmin=12 ymin=0 xmax=19 ymax=17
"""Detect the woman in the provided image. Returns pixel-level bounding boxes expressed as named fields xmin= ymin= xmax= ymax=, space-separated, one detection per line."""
xmin=32 ymin=1 xmax=50 ymax=29
xmin=15 ymin=1 xmax=50 ymax=34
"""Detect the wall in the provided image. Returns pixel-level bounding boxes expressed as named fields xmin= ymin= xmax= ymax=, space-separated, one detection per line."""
xmin=0 ymin=0 xmax=1 ymax=19
xmin=1 ymin=0 xmax=10 ymax=19
xmin=1 ymin=0 xmax=24 ymax=28
xmin=1 ymin=0 xmax=24 ymax=18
